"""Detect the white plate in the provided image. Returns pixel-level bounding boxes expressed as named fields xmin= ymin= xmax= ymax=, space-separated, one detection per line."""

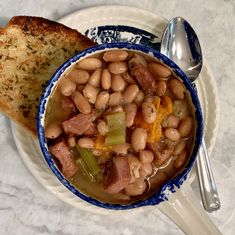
xmin=11 ymin=5 xmax=219 ymax=213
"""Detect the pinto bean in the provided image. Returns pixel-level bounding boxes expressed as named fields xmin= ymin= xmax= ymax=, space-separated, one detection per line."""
xmin=111 ymin=105 xmax=123 ymax=113
xmin=76 ymin=58 xmax=102 ymax=70
xmin=173 ymin=100 xmax=190 ymax=120
xmin=164 ymin=128 xmax=181 ymax=141
xmin=174 ymin=151 xmax=187 ymax=169
xmin=156 ymin=77 xmax=170 ymax=81
xmin=142 ymin=102 xmax=157 ymax=124
xmin=95 ymin=91 xmax=109 ymax=110
xmin=125 ymin=178 xmax=147 ymax=196
xmin=77 ymin=138 xmax=94 ymax=148
xmin=162 ymin=114 xmax=180 ymax=128
xmin=127 ymin=154 xmax=141 ymax=182
xmin=111 ymin=74 xmax=126 ymax=92
xmin=112 ymin=143 xmax=131 ymax=155
xmin=164 ymin=138 xmax=178 ymax=149
xmin=144 ymin=95 xmax=155 ymax=103
xmin=68 ymin=69 xmax=89 ymax=84
xmin=97 ymin=119 xmax=108 ymax=136
xmin=148 ymin=62 xmax=171 ymax=78
xmin=60 ymin=79 xmax=76 ymax=96
xmin=71 ymin=90 xmax=91 ymax=114
xmin=83 ymin=84 xmax=99 ymax=104
xmin=108 ymin=92 xmax=122 ymax=107
xmin=103 ymin=50 xmax=128 ymax=62
xmin=89 ymin=68 xmax=102 ymax=87
xmin=134 ymin=90 xmax=144 ymax=105
xmin=178 ymin=116 xmax=194 ymax=137
xmin=156 ymin=80 xmax=167 ymax=96
xmin=101 ymin=68 xmax=111 ymax=90
xmin=141 ymin=163 xmax=153 ymax=176
xmin=173 ymin=140 xmax=186 ymax=155
xmin=45 ymin=123 xmax=62 ymax=139
xmin=139 ymin=150 xmax=154 ymax=163
xmin=131 ymin=128 xmax=147 ymax=151
xmin=127 ymin=154 xmax=141 ymax=170
xmin=122 ymin=72 xmax=136 ymax=84
xmin=169 ymin=78 xmax=185 ymax=100
xmin=108 ymin=62 xmax=128 ymax=74
xmin=122 ymin=84 xmax=139 ymax=104
xmin=124 ymin=103 xmax=137 ymax=127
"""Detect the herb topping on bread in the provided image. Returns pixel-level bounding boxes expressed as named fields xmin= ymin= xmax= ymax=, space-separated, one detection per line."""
xmin=0 ymin=16 xmax=95 ymax=135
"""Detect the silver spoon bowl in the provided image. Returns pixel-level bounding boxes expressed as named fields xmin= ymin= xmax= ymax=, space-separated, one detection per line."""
xmin=160 ymin=16 xmax=220 ymax=212
xmin=161 ymin=17 xmax=202 ymax=82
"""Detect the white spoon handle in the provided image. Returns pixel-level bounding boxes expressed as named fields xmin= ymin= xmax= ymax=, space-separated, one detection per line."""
xmin=158 ymin=181 xmax=222 ymax=235
xmin=196 ymin=138 xmax=221 ymax=212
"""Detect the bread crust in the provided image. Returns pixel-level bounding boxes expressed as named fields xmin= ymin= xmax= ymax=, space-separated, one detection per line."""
xmin=0 ymin=16 xmax=95 ymax=135
xmin=6 ymin=16 xmax=94 ymax=48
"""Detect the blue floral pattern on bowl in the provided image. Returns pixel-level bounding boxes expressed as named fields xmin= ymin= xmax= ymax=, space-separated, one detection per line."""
xmin=37 ymin=43 xmax=203 ymax=210
xmin=85 ymin=25 xmax=161 ymax=51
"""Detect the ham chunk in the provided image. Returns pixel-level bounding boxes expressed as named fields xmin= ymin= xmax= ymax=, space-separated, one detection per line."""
xmin=61 ymin=96 xmax=75 ymax=111
xmin=60 ymin=96 xmax=76 ymax=117
xmin=130 ymin=63 xmax=156 ymax=94
xmin=62 ymin=113 xmax=94 ymax=135
xmin=83 ymin=123 xmax=98 ymax=136
xmin=148 ymin=142 xmax=173 ymax=167
xmin=49 ymin=141 xmax=78 ymax=178
xmin=103 ymin=156 xmax=131 ymax=194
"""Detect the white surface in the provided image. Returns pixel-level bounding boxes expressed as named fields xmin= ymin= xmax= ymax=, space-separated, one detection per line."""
xmin=0 ymin=1 xmax=235 ymax=235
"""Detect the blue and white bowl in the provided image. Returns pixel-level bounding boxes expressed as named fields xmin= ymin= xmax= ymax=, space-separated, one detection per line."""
xmin=37 ymin=42 xmax=203 ymax=210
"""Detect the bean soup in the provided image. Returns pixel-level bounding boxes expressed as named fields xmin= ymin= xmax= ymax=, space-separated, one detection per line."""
xmin=45 ymin=49 xmax=196 ymax=204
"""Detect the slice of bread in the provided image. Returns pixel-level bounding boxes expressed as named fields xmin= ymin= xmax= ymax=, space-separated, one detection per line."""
xmin=0 ymin=16 xmax=95 ymax=135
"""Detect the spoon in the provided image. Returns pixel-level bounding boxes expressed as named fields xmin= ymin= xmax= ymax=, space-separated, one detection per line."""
xmin=160 ymin=16 xmax=220 ymax=212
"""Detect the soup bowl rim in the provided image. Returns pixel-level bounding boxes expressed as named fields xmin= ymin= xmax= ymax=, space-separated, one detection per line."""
xmin=37 ymin=42 xmax=203 ymax=210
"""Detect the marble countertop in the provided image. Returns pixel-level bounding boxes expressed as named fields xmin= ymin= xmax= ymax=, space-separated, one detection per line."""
xmin=0 ymin=0 xmax=235 ymax=234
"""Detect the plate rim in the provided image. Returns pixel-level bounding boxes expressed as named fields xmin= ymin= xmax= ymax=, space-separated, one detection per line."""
xmin=11 ymin=5 xmax=219 ymax=211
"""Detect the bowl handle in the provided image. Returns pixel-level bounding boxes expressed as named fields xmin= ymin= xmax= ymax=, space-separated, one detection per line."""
xmin=157 ymin=181 xmax=222 ymax=235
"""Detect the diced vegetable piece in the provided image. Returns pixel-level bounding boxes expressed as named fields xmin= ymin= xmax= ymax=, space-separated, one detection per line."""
xmin=106 ymin=112 xmax=126 ymax=129
xmin=105 ymin=112 xmax=126 ymax=145
xmin=74 ymin=146 xmax=100 ymax=180
xmin=76 ymin=158 xmax=93 ymax=181
xmin=106 ymin=128 xmax=126 ymax=145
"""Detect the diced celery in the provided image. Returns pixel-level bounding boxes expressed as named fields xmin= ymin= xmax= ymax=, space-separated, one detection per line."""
xmin=107 ymin=129 xmax=125 ymax=137
xmin=105 ymin=112 xmax=126 ymax=145
xmin=105 ymin=129 xmax=126 ymax=145
xmin=76 ymin=158 xmax=93 ymax=181
xmin=74 ymin=146 xmax=100 ymax=180
xmin=106 ymin=112 xmax=125 ymax=130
